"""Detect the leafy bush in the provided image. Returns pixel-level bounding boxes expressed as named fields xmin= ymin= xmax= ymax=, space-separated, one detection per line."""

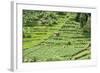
xmin=23 ymin=33 xmax=32 ymax=38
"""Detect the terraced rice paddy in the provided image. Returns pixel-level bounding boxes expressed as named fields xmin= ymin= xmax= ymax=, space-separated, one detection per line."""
xmin=23 ymin=10 xmax=91 ymax=62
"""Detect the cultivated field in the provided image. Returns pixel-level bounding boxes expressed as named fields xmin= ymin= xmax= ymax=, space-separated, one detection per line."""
xmin=23 ymin=10 xmax=91 ymax=62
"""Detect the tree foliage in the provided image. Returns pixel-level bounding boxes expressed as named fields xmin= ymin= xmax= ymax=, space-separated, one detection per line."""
xmin=23 ymin=10 xmax=65 ymax=27
xmin=75 ymin=13 xmax=91 ymax=33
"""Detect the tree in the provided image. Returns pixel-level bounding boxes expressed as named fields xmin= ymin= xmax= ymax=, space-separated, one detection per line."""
xmin=75 ymin=13 xmax=91 ymax=33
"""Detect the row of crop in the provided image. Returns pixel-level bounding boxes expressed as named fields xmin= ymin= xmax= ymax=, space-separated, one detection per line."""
xmin=25 ymin=40 xmax=90 ymax=62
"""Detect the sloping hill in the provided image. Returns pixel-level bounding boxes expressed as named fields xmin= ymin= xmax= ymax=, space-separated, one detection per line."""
xmin=23 ymin=14 xmax=91 ymax=62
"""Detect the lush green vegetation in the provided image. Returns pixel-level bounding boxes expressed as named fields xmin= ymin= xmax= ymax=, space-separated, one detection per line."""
xmin=22 ymin=10 xmax=91 ymax=62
